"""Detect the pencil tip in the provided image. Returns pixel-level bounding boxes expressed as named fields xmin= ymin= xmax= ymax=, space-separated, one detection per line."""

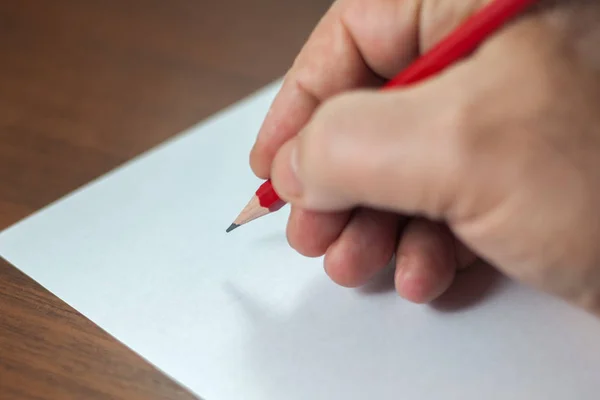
xmin=226 ymin=223 xmax=240 ymax=233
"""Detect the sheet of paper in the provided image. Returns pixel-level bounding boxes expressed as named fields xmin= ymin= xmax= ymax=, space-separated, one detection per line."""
xmin=1 ymin=80 xmax=600 ymax=400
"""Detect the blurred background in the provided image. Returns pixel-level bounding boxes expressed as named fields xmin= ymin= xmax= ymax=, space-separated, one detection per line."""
xmin=0 ymin=0 xmax=332 ymax=228
xmin=0 ymin=1 xmax=330 ymax=399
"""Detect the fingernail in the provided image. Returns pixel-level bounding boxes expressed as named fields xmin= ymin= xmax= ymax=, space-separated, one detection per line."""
xmin=394 ymin=256 xmax=408 ymax=291
xmin=395 ymin=256 xmax=432 ymax=304
xmin=285 ymin=144 xmax=303 ymax=197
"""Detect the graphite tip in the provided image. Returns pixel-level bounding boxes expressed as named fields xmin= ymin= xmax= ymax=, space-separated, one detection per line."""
xmin=226 ymin=223 xmax=240 ymax=233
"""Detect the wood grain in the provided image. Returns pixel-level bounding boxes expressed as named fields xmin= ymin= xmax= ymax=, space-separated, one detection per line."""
xmin=0 ymin=1 xmax=331 ymax=398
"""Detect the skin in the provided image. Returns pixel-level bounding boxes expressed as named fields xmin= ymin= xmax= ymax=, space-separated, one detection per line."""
xmin=250 ymin=0 xmax=600 ymax=315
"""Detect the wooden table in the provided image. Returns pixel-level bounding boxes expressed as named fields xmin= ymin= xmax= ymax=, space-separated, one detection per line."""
xmin=0 ymin=1 xmax=331 ymax=398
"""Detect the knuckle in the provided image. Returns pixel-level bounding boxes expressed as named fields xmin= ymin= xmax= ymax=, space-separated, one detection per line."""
xmin=442 ymin=95 xmax=483 ymax=165
xmin=430 ymin=93 xmax=500 ymax=219
xmin=444 ymin=91 xmax=518 ymax=168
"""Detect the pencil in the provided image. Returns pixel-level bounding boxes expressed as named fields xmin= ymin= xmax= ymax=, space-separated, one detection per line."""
xmin=227 ymin=0 xmax=538 ymax=233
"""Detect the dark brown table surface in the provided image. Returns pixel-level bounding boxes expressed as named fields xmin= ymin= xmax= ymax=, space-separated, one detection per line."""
xmin=0 ymin=1 xmax=331 ymax=398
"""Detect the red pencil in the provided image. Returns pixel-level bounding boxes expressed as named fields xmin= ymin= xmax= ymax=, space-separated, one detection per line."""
xmin=226 ymin=0 xmax=538 ymax=233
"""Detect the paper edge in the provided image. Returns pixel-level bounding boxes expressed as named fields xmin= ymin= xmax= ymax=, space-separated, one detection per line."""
xmin=0 ymin=78 xmax=283 ymax=237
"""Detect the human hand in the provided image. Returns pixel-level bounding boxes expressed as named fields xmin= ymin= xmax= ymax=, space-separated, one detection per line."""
xmin=251 ymin=0 xmax=600 ymax=314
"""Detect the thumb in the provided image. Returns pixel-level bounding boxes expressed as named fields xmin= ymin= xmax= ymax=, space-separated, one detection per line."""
xmin=270 ymin=75 xmax=473 ymax=221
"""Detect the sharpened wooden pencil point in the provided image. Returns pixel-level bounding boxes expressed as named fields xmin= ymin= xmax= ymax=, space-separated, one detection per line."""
xmin=226 ymin=223 xmax=240 ymax=233
xmin=227 ymin=194 xmax=274 ymax=232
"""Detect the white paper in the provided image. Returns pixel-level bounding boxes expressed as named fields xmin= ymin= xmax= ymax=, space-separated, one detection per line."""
xmin=2 ymin=80 xmax=600 ymax=400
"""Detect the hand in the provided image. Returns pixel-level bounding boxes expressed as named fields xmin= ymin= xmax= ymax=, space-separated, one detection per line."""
xmin=250 ymin=0 xmax=600 ymax=314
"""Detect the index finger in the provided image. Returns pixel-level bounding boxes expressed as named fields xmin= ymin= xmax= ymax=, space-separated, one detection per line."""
xmin=249 ymin=0 xmax=423 ymax=179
